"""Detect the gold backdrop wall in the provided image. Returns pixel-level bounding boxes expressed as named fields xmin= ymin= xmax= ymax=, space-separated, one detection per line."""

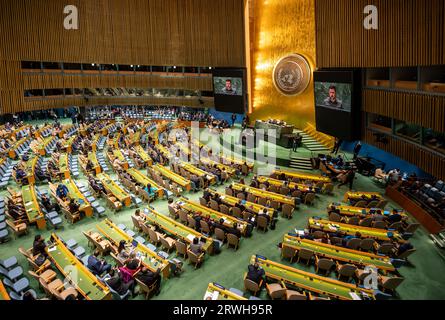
xmin=251 ymin=0 xmax=316 ymax=129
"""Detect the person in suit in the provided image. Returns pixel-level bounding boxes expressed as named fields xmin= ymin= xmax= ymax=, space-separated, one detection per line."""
xmin=32 ymin=234 xmax=47 ymax=257
xmin=387 ymin=209 xmax=402 ymax=224
xmin=68 ymin=198 xmax=80 ymax=214
xmin=136 ymin=267 xmax=161 ymax=296
xmin=212 ymin=218 xmax=227 ymax=233
xmin=353 ymin=141 xmax=362 ymax=159
xmin=56 ymin=183 xmax=69 ymax=200
xmin=246 ymin=262 xmax=265 ymax=285
xmin=87 ymin=250 xmax=112 ymax=276
xmin=226 ymin=223 xmax=241 ymax=238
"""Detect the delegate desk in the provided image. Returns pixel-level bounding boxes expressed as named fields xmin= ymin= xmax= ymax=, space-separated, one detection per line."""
xmin=22 ymin=157 xmax=36 ymax=185
xmin=208 ymin=189 xmax=275 ymax=219
xmin=273 ymin=169 xmax=331 ymax=184
xmin=58 ymin=153 xmax=70 ymax=179
xmin=200 ymin=157 xmax=236 ymax=176
xmin=176 ymin=197 xmax=248 ymax=236
xmin=252 ymin=255 xmax=374 ymax=300
xmin=204 ymin=283 xmax=247 ymax=300
xmin=328 ymin=203 xmax=408 ymax=220
xmin=64 ymin=178 xmax=93 ymax=217
xmin=126 ymin=168 xmax=164 ymax=197
xmin=0 ymin=280 xmax=10 ymax=300
xmin=156 ymin=144 xmax=173 ymax=159
xmin=152 ymin=164 xmax=191 ymax=191
xmin=179 ymin=162 xmax=216 ymax=185
xmin=9 ymin=137 xmax=30 ymax=159
xmin=144 ymin=207 xmax=213 ymax=253
xmin=112 ymin=149 xmax=129 ymax=170
xmin=53 ymin=179 xmax=93 ymax=217
xmin=91 ymin=134 xmax=100 ymax=152
xmin=96 ymin=219 xmax=170 ymax=278
xmin=134 ymin=145 xmax=153 ymax=165
xmin=230 ymin=183 xmax=296 ymax=207
xmin=254 ymin=120 xmax=294 ymax=137
xmin=343 ymin=191 xmax=384 ymax=203
xmin=308 ymin=218 xmax=404 ymax=242
xmin=88 ymin=153 xmax=101 ymax=175
xmin=22 ymin=185 xmax=46 ymax=229
xmin=46 ymin=233 xmax=111 ymax=300
xmin=219 ymin=155 xmax=254 ymax=169
xmin=283 ymin=234 xmax=395 ymax=272
xmin=257 ymin=176 xmax=315 ymax=193
xmin=97 ymin=173 xmax=131 ymax=207
xmin=39 ymin=137 xmax=55 ymax=156
xmin=63 ymin=136 xmax=76 ymax=154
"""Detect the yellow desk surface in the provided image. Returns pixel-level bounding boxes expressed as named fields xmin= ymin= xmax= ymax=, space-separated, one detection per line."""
xmin=180 ymin=162 xmax=216 ymax=184
xmin=96 ymin=219 xmax=170 ymax=278
xmin=87 ymin=153 xmax=102 ymax=175
xmin=46 ymin=233 xmax=110 ymax=300
xmin=308 ymin=218 xmax=403 ymax=242
xmin=273 ymin=169 xmax=331 ymax=183
xmin=343 ymin=191 xmax=384 ymax=202
xmin=59 ymin=153 xmax=70 ymax=179
xmin=204 ymin=283 xmax=247 ymax=300
xmin=0 ymin=280 xmax=10 ymax=300
xmin=177 ymin=197 xmax=247 ymax=236
xmin=199 ymin=157 xmax=236 ymax=176
xmin=144 ymin=207 xmax=213 ymax=253
xmin=257 ymin=176 xmax=313 ymax=192
xmin=156 ymin=144 xmax=173 ymax=158
xmin=153 ymin=164 xmax=191 ymax=191
xmin=64 ymin=136 xmax=76 ymax=153
xmin=22 ymin=185 xmax=46 ymax=229
xmin=127 ymin=168 xmax=163 ymax=197
xmin=208 ymin=189 xmax=275 ymax=218
xmin=39 ymin=137 xmax=54 ymax=156
xmin=328 ymin=203 xmax=408 ymax=220
xmin=62 ymin=178 xmax=93 ymax=217
xmin=283 ymin=234 xmax=395 ymax=272
xmin=252 ymin=255 xmax=374 ymax=300
xmin=231 ymin=183 xmax=295 ymax=206
xmin=97 ymin=173 xmax=131 ymax=207
xmin=112 ymin=149 xmax=129 ymax=169
xmin=134 ymin=145 xmax=153 ymax=165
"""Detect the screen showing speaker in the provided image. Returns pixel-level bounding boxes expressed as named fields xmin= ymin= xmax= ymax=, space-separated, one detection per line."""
xmin=314 ymin=69 xmax=361 ymax=141
xmin=212 ymin=68 xmax=246 ymax=114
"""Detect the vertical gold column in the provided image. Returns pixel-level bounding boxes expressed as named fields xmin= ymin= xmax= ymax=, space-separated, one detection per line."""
xmin=251 ymin=0 xmax=316 ymax=129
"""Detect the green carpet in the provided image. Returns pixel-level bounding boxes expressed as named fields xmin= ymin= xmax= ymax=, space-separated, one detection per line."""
xmin=1 ymin=119 xmax=444 ymax=300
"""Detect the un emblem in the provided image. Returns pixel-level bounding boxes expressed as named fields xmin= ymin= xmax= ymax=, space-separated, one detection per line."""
xmin=272 ymin=54 xmax=311 ymax=96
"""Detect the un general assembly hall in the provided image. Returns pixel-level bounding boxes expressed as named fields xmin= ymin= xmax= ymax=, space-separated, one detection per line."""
xmin=0 ymin=0 xmax=444 ymax=306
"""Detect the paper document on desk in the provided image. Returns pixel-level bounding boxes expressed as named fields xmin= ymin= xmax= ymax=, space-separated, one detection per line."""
xmin=186 ymin=234 xmax=196 ymax=243
xmin=349 ymin=292 xmax=362 ymax=300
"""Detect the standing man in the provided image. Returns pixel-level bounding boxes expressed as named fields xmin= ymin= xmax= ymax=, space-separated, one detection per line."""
xmin=292 ymin=135 xmax=299 ymax=152
xmin=333 ymin=137 xmax=342 ymax=155
xmin=338 ymin=169 xmax=356 ymax=190
xmin=231 ymin=113 xmax=237 ymax=127
xmin=353 ymin=141 xmax=362 ymax=159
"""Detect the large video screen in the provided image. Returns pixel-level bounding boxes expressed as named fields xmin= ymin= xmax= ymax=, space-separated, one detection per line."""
xmin=213 ymin=77 xmax=243 ymax=96
xmin=315 ymin=82 xmax=352 ymax=112
xmin=314 ymin=70 xmax=361 ymax=141
xmin=213 ymin=68 xmax=246 ymax=114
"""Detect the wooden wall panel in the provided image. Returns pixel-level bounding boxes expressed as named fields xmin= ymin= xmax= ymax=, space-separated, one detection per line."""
xmin=315 ymin=0 xmax=445 ymax=67
xmin=23 ymin=96 xmax=214 ymax=111
xmin=363 ymin=89 xmax=445 ymax=132
xmin=0 ymin=0 xmax=245 ymax=67
xmin=364 ymin=129 xmax=445 ymax=180
xmin=21 ymin=73 xmax=213 ymax=91
xmin=0 ymin=0 xmax=246 ymax=114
